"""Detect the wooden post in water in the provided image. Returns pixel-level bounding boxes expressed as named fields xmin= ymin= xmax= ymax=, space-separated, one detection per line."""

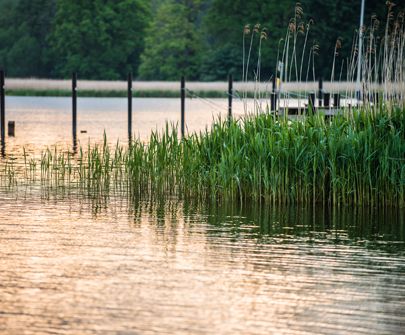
xmin=228 ymin=74 xmax=233 ymax=121
xmin=271 ymin=76 xmax=276 ymax=112
xmin=8 ymin=121 xmax=14 ymax=137
xmin=318 ymin=77 xmax=323 ymax=107
xmin=0 ymin=70 xmax=5 ymax=148
xmin=309 ymin=93 xmax=316 ymax=112
xmin=72 ymin=72 xmax=77 ymax=149
xmin=324 ymin=93 xmax=330 ymax=108
xmin=333 ymin=93 xmax=341 ymax=108
xmin=181 ymin=76 xmax=185 ymax=139
xmin=128 ymin=72 xmax=133 ymax=140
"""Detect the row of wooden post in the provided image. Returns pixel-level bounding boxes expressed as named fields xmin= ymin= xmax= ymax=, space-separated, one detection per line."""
xmin=71 ymin=72 xmax=135 ymax=145
xmin=71 ymin=73 xmax=198 ymax=141
xmin=0 ymin=72 xmax=343 ymax=153
xmin=308 ymin=92 xmax=341 ymax=109
xmin=271 ymin=77 xmax=341 ymax=112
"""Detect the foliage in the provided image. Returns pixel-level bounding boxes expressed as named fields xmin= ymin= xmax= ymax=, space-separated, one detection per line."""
xmin=0 ymin=0 xmax=55 ymax=77
xmin=48 ymin=0 xmax=150 ymax=79
xmin=203 ymin=0 xmax=292 ymax=81
xmin=4 ymin=107 xmax=404 ymax=207
xmin=204 ymin=0 xmax=391 ymax=81
xmin=138 ymin=0 xmax=202 ymax=80
xmin=0 ymin=0 xmax=402 ymax=80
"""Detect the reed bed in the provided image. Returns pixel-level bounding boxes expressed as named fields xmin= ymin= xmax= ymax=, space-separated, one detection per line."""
xmin=1 ymin=106 xmax=403 ymax=207
xmin=179 ymin=108 xmax=404 ymax=207
xmin=1 ymin=3 xmax=404 ymax=209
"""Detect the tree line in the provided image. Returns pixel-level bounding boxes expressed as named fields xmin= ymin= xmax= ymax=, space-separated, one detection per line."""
xmin=0 ymin=0 xmax=399 ymax=81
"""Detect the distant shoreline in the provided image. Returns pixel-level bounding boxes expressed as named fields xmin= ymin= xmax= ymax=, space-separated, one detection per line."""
xmin=5 ymin=88 xmax=228 ymax=98
xmin=4 ymin=78 xmax=372 ymax=98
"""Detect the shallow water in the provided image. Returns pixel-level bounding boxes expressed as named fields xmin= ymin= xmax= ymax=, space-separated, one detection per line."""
xmin=0 ymin=97 xmax=405 ymax=334
xmin=2 ymin=96 xmax=356 ymax=155
xmin=2 ymin=96 xmax=245 ymax=155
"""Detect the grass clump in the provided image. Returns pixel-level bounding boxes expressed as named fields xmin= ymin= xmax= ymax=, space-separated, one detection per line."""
xmin=179 ymin=108 xmax=404 ymax=206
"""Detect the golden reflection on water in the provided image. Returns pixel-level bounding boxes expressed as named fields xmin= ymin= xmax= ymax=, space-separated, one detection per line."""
xmin=3 ymin=96 xmax=246 ymax=156
xmin=0 ymin=189 xmax=404 ymax=334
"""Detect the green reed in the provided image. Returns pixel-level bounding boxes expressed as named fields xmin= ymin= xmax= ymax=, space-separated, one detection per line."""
xmin=2 ymin=105 xmax=403 ymax=207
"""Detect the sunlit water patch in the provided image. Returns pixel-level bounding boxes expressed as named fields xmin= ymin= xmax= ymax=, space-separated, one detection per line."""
xmin=0 ymin=186 xmax=404 ymax=334
xmin=2 ymin=96 xmax=245 ymax=155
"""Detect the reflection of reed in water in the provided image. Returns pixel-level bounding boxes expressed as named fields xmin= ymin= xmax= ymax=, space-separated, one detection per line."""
xmin=2 ymin=176 xmax=404 ymax=254
xmin=182 ymin=199 xmax=405 ymax=253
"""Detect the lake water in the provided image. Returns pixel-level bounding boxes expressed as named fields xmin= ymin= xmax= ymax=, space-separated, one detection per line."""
xmin=2 ymin=96 xmax=246 ymax=155
xmin=1 ymin=96 xmax=357 ymax=155
xmin=0 ymin=97 xmax=404 ymax=334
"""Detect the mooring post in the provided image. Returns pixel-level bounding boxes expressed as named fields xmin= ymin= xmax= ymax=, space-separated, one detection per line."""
xmin=128 ymin=72 xmax=133 ymax=140
xmin=228 ymin=74 xmax=233 ymax=121
xmin=181 ymin=76 xmax=185 ymax=139
xmin=333 ymin=93 xmax=341 ymax=108
xmin=309 ymin=93 xmax=316 ymax=112
xmin=318 ymin=77 xmax=323 ymax=107
xmin=271 ymin=76 xmax=276 ymax=112
xmin=8 ymin=121 xmax=14 ymax=137
xmin=0 ymin=69 xmax=5 ymax=147
xmin=324 ymin=92 xmax=330 ymax=108
xmin=72 ymin=72 xmax=77 ymax=148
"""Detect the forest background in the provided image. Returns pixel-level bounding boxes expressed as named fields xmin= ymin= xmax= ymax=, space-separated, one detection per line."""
xmin=0 ymin=0 xmax=400 ymax=81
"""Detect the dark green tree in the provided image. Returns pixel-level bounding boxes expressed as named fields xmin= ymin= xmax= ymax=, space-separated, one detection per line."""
xmin=0 ymin=0 xmax=56 ymax=77
xmin=138 ymin=0 xmax=203 ymax=80
xmin=301 ymin=0 xmax=389 ymax=80
xmin=202 ymin=0 xmax=293 ymax=81
xmin=202 ymin=0 xmax=396 ymax=81
xmin=49 ymin=0 xmax=150 ymax=79
xmin=0 ymin=0 xmax=401 ymax=80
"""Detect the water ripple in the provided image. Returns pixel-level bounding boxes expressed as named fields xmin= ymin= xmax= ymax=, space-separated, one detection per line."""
xmin=0 ymin=189 xmax=404 ymax=334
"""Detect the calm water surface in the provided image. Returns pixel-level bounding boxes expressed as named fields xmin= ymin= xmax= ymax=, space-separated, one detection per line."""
xmin=0 ymin=97 xmax=404 ymax=334
xmin=3 ymin=96 xmax=245 ymax=154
